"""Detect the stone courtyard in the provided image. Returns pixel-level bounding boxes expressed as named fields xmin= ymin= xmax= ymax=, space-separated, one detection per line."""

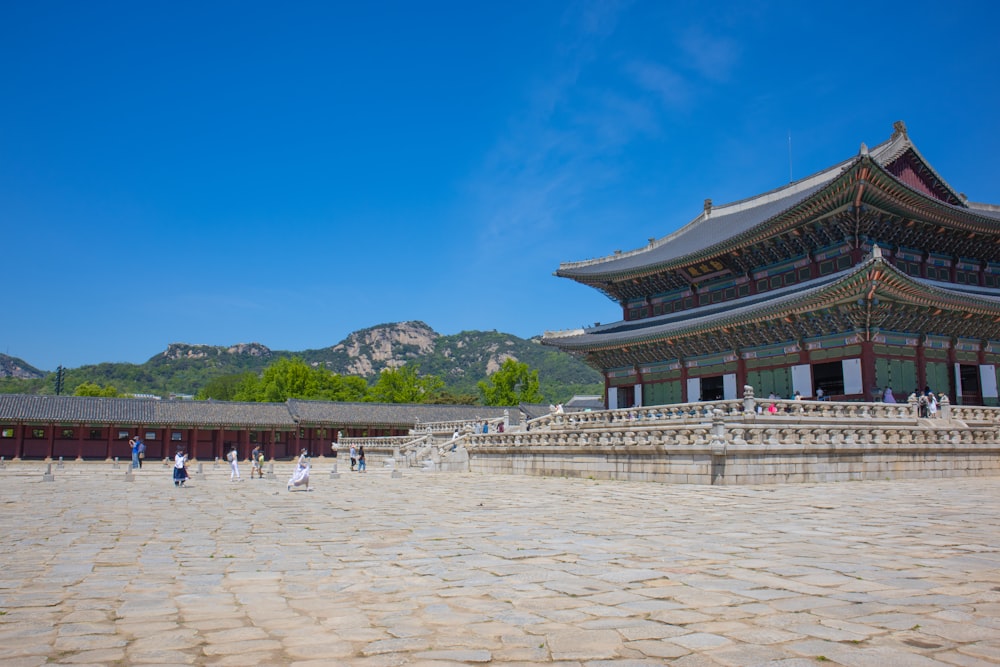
xmin=0 ymin=461 xmax=998 ymax=666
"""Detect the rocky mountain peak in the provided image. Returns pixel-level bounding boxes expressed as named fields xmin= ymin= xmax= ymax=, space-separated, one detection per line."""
xmin=162 ymin=342 xmax=273 ymax=361
xmin=329 ymin=321 xmax=439 ymax=376
xmin=0 ymin=354 xmax=45 ymax=379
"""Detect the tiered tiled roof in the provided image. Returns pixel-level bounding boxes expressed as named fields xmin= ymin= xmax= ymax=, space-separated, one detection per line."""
xmin=549 ymin=250 xmax=1000 ymax=361
xmin=287 ymin=400 xmax=516 ymax=427
xmin=554 ymin=123 xmax=997 ymax=287
xmin=0 ymin=396 xmax=517 ymax=427
xmin=0 ymin=395 xmax=157 ymax=423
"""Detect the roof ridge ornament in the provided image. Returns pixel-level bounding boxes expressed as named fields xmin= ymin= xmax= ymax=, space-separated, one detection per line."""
xmin=869 ymin=244 xmax=883 ymax=260
xmin=704 ymin=198 xmax=712 ymax=217
xmin=859 ymin=142 xmax=869 ymax=156
xmin=891 ymin=119 xmax=908 ymax=140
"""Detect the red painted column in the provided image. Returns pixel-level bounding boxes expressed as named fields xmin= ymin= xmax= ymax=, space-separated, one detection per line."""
xmin=13 ymin=423 xmax=24 ymax=460
xmin=860 ymin=339 xmax=876 ymax=402
xmin=105 ymin=427 xmax=114 ymax=461
xmin=76 ymin=423 xmax=84 ymax=461
xmin=916 ymin=341 xmax=927 ymax=397
xmin=46 ymin=425 xmax=55 ymax=461
xmin=190 ymin=428 xmax=199 ymax=460
xmin=680 ymin=360 xmax=689 ymax=402
xmin=947 ymin=340 xmax=958 ymax=403
xmin=635 ymin=365 xmax=644 ymax=408
xmin=736 ymin=352 xmax=747 ymax=397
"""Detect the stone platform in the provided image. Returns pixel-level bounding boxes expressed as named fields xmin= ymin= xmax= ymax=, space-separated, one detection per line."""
xmin=0 ymin=462 xmax=997 ymax=665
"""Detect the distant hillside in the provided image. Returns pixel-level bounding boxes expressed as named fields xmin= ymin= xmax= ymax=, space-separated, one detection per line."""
xmin=0 ymin=354 xmax=45 ymax=379
xmin=0 ymin=322 xmax=602 ymax=402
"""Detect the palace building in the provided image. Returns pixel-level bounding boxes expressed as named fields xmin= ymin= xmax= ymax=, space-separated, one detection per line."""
xmin=544 ymin=122 xmax=1000 ymax=408
xmin=0 ymin=395 xmax=514 ymax=461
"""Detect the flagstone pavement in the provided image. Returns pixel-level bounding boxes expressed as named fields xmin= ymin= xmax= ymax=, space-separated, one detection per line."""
xmin=0 ymin=461 xmax=998 ymax=666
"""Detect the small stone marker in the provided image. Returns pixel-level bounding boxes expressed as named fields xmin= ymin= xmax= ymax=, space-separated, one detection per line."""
xmin=112 ymin=456 xmax=120 ymax=469
xmin=124 ymin=466 xmax=134 ymax=482
xmin=213 ymin=457 xmax=220 ymax=469
xmin=57 ymin=456 xmax=65 ymax=469
xmin=266 ymin=462 xmax=276 ymax=480
xmin=330 ymin=461 xmax=341 ymax=479
xmin=193 ymin=462 xmax=205 ymax=480
xmin=0 ymin=456 xmax=7 ymax=468
xmin=42 ymin=463 xmax=55 ymax=482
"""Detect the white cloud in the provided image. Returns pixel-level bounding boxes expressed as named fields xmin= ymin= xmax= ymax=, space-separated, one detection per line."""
xmin=678 ymin=26 xmax=741 ymax=82
xmin=625 ymin=59 xmax=691 ymax=110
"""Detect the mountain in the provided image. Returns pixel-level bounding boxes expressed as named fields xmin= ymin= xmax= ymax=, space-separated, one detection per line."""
xmin=0 ymin=322 xmax=602 ymax=402
xmin=0 ymin=354 xmax=45 ymax=379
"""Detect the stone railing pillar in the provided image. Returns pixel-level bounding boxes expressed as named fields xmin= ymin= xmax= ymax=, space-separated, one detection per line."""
xmin=742 ymin=385 xmax=756 ymax=418
xmin=938 ymin=394 xmax=951 ymax=422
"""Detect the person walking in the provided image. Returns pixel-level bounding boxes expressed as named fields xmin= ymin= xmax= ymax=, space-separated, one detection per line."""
xmin=129 ymin=437 xmax=140 ymax=469
xmin=288 ymin=448 xmax=310 ymax=491
xmin=227 ymin=445 xmax=241 ymax=481
xmin=357 ymin=445 xmax=366 ymax=472
xmin=135 ymin=436 xmax=145 ymax=469
xmin=173 ymin=449 xmax=189 ymax=487
xmin=349 ymin=444 xmax=357 ymax=471
xmin=250 ymin=445 xmax=263 ymax=479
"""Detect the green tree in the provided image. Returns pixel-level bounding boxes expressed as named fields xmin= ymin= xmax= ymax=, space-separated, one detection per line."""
xmin=196 ymin=373 xmax=252 ymax=401
xmin=477 ymin=359 xmax=544 ymax=406
xmin=366 ymin=364 xmax=444 ymax=404
xmin=73 ymin=382 xmax=120 ymax=397
xmin=231 ymin=358 xmax=370 ymax=403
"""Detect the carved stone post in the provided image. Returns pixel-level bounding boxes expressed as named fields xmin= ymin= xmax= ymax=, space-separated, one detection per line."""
xmin=710 ymin=408 xmax=727 ymax=485
xmin=742 ymin=385 xmax=757 ymax=419
xmin=938 ymin=394 xmax=951 ymax=422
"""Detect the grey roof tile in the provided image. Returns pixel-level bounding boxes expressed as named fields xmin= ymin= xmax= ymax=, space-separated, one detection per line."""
xmin=0 ymin=396 xmax=519 ymax=428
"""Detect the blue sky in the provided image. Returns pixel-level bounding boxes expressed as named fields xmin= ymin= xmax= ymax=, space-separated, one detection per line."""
xmin=3 ymin=1 xmax=999 ymax=372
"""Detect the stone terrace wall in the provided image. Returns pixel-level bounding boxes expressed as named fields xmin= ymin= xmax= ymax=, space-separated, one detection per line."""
xmin=467 ymin=443 xmax=1000 ymax=485
xmin=465 ymin=396 xmax=1000 ymax=485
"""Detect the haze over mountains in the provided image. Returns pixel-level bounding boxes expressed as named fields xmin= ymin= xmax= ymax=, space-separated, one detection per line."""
xmin=0 ymin=321 xmax=602 ymax=401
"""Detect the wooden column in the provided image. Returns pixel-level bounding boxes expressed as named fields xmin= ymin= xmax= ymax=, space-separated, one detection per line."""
xmin=13 ymin=423 xmax=24 ymax=461
xmin=76 ymin=423 xmax=84 ymax=461
xmin=680 ymin=359 xmax=689 ymax=402
xmin=916 ymin=339 xmax=927 ymax=396
xmin=736 ymin=352 xmax=747 ymax=397
xmin=860 ymin=339 xmax=876 ymax=402
xmin=947 ymin=339 xmax=958 ymax=403
xmin=634 ymin=365 xmax=644 ymax=408
xmin=190 ymin=428 xmax=199 ymax=460
xmin=105 ymin=427 xmax=114 ymax=461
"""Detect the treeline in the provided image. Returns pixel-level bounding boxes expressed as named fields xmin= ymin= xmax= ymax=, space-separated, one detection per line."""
xmin=66 ymin=357 xmax=549 ymax=406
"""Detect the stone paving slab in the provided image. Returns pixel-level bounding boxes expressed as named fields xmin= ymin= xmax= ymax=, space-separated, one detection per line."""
xmin=0 ymin=463 xmax=998 ymax=665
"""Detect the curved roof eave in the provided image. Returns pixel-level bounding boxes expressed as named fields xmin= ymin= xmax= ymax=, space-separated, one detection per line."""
xmin=863 ymin=160 xmax=1000 ymax=230
xmin=555 ymin=127 xmax=996 ymax=284
xmin=545 ymin=253 xmax=1000 ymax=352
xmin=555 ymin=146 xmax=877 ymax=282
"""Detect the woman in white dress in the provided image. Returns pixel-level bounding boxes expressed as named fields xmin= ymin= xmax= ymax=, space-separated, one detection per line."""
xmin=288 ymin=449 xmax=310 ymax=491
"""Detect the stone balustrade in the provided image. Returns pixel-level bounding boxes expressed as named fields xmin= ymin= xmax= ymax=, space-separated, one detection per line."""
xmin=409 ymin=417 xmax=505 ymax=436
xmin=548 ymin=397 xmax=923 ymax=430
xmin=338 ymin=435 xmax=415 ymax=449
xmin=462 ymin=391 xmax=1000 ymax=484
